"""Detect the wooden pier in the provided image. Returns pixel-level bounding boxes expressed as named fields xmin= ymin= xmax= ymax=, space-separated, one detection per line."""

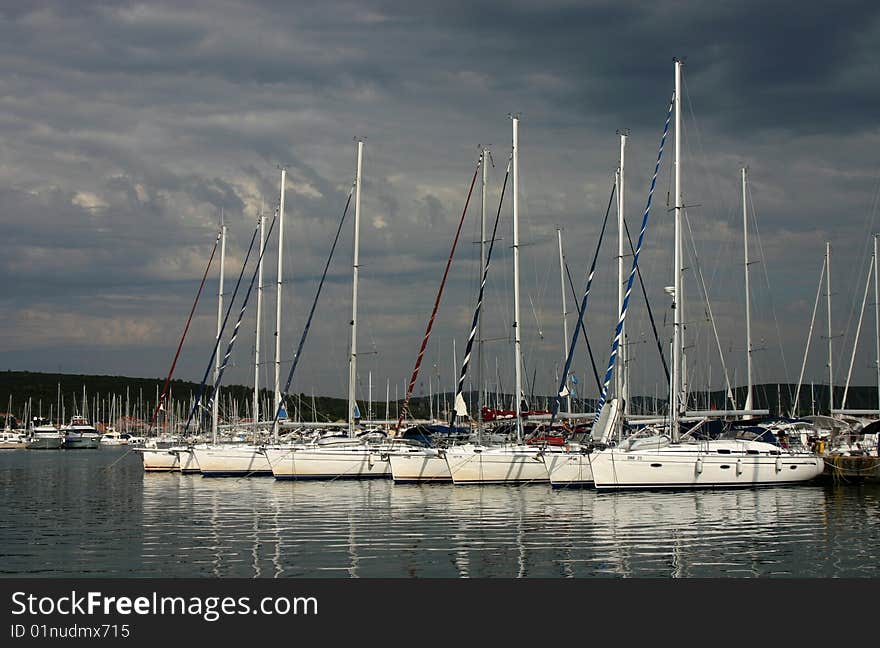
xmin=820 ymin=454 xmax=880 ymax=484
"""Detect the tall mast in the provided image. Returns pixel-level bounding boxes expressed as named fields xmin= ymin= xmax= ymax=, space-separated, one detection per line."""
xmin=254 ymin=212 xmax=265 ymax=429
xmin=213 ymin=213 xmax=226 ymax=445
xmin=875 ymin=234 xmax=879 ymax=411
xmin=826 ymin=241 xmax=833 ymax=414
xmin=742 ymin=167 xmax=753 ymax=413
xmin=273 ymin=168 xmax=286 ymax=443
xmin=349 ymin=139 xmax=364 ymax=436
xmin=671 ymin=58 xmax=683 ymax=442
xmin=617 ymin=130 xmax=628 ymax=417
xmin=511 ymin=114 xmax=523 ymax=443
xmin=478 ymin=147 xmax=489 ymax=434
xmin=556 ymin=227 xmax=571 ymax=414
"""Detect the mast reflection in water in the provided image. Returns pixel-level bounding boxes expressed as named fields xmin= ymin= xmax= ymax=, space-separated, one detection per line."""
xmin=1 ymin=449 xmax=878 ymax=577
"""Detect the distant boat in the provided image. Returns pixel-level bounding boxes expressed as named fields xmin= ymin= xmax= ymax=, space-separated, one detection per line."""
xmin=1 ymin=400 xmax=27 ymax=448
xmin=0 ymin=429 xmax=27 ymax=449
xmin=99 ymin=428 xmax=127 ymax=446
xmin=61 ymin=415 xmax=101 ymax=449
xmin=26 ymin=416 xmax=63 ymax=450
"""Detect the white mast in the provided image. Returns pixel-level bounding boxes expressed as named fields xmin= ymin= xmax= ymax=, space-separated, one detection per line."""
xmin=478 ymin=147 xmax=489 ymax=432
xmin=254 ymin=212 xmax=265 ymax=429
xmin=617 ymin=130 xmax=628 ymax=417
xmin=671 ymin=58 xmax=683 ymax=442
xmin=348 ymin=139 xmax=364 ymax=436
xmin=511 ymin=114 xmax=524 ymax=442
xmin=213 ymin=212 xmax=226 ymax=445
xmin=842 ymin=255 xmax=874 ymax=407
xmin=826 ymin=241 xmax=833 ymax=414
xmin=273 ymin=168 xmax=286 ymax=443
xmin=742 ymin=167 xmax=753 ymax=414
xmin=875 ymin=234 xmax=879 ymax=411
xmin=556 ymin=227 xmax=571 ymax=414
xmin=792 ymin=257 xmax=826 ymax=417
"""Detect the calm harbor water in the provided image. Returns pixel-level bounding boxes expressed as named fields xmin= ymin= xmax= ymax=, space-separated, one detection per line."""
xmin=1 ymin=448 xmax=878 ymax=578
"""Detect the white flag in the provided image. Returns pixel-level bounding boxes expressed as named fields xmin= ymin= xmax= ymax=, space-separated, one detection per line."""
xmin=454 ymin=393 xmax=469 ymax=417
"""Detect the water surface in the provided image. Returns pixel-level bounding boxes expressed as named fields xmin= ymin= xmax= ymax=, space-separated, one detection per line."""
xmin=1 ymin=448 xmax=878 ymax=577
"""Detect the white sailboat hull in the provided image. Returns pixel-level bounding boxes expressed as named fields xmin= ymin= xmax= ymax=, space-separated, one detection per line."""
xmin=177 ymin=447 xmax=200 ymax=473
xmin=545 ymin=448 xmax=595 ymax=487
xmin=139 ymin=448 xmax=180 ymax=472
xmin=590 ymin=440 xmax=824 ymax=490
xmin=388 ymin=448 xmax=451 ymax=482
xmin=266 ymin=446 xmax=391 ymax=480
xmin=444 ymin=444 xmax=551 ymax=484
xmin=192 ymin=445 xmax=272 ymax=476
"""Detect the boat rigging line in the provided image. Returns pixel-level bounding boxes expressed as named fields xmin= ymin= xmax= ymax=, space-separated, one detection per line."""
xmin=182 ymin=217 xmax=264 ymax=437
xmin=204 ymin=215 xmax=279 ymax=419
xmin=544 ymin=171 xmax=616 ymax=429
xmin=146 ymin=230 xmax=221 ymax=436
xmin=449 ymin=150 xmax=513 ymax=427
xmin=623 ymin=218 xmax=669 ymax=385
xmin=564 ymin=260 xmax=601 ymax=391
xmin=396 ymin=155 xmax=482 ymax=430
xmin=270 ymin=185 xmax=355 ymax=429
xmin=594 ymin=90 xmax=675 ymax=423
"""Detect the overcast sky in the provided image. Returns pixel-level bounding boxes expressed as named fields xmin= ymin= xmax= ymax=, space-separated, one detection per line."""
xmin=2 ymin=0 xmax=880 ymax=409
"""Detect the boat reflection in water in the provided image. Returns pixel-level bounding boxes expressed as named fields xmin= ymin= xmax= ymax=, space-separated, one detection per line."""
xmin=138 ymin=475 xmax=860 ymax=578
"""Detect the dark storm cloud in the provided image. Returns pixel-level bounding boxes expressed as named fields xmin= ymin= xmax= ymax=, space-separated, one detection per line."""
xmin=1 ymin=0 xmax=879 ymax=399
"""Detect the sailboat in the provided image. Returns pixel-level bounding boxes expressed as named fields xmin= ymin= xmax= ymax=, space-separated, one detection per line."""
xmin=267 ymin=140 xmax=394 ymax=480
xmin=388 ymin=147 xmax=494 ymax=483
xmin=588 ymin=59 xmax=824 ymax=489
xmin=194 ymin=181 xmax=282 ymax=477
xmin=545 ymin=133 xmax=628 ymax=487
xmin=444 ymin=116 xmax=560 ymax=485
xmin=0 ymin=400 xmax=27 ymax=449
xmin=138 ymin=224 xmax=224 ymax=472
